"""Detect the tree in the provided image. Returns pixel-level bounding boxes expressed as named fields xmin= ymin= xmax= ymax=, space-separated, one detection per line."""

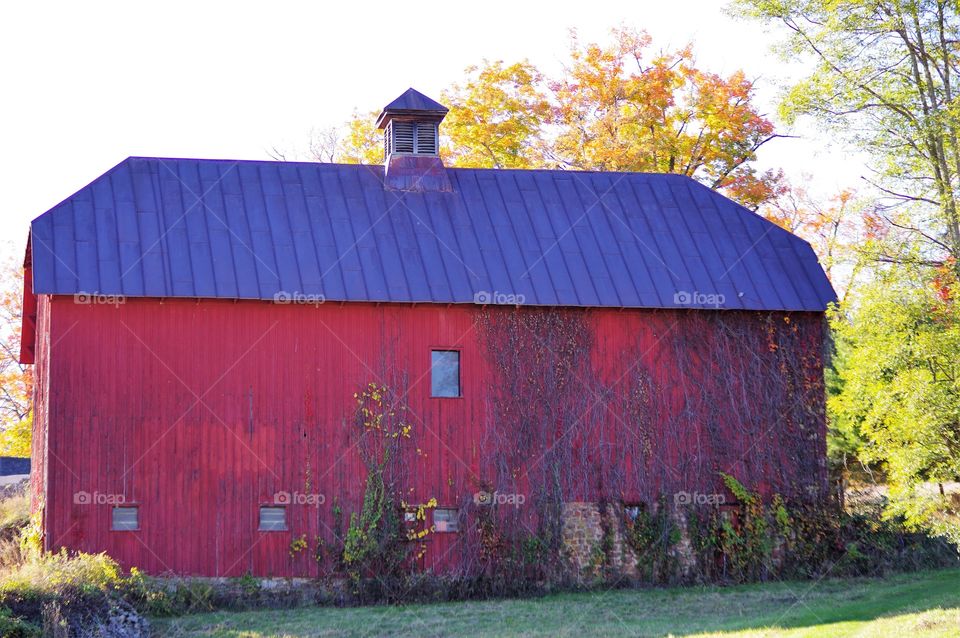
xmin=829 ymin=261 xmax=960 ymax=541
xmin=330 ymin=28 xmax=785 ymax=209
xmin=550 ymin=27 xmax=785 ymax=209
xmin=0 ymin=258 xmax=31 ymax=456
xmin=761 ymin=178 xmax=867 ymax=299
xmin=440 ymin=61 xmax=551 ymax=169
xmin=337 ymin=111 xmax=383 ymax=165
xmin=267 ymin=115 xmax=381 ymax=165
xmin=734 ymin=0 xmax=960 ymax=543
xmin=733 ymin=0 xmax=960 ymax=266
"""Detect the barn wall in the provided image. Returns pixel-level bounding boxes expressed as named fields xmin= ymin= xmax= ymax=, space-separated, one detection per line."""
xmin=29 ymin=295 xmax=50 ymax=524
xmin=42 ymin=298 xmax=827 ymax=577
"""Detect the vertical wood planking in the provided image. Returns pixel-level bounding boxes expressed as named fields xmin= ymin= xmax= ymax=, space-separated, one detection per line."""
xmin=38 ymin=297 xmax=827 ymax=576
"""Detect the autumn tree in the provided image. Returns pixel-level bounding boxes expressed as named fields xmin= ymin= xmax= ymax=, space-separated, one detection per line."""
xmin=550 ymin=28 xmax=784 ymax=209
xmin=0 ymin=258 xmax=31 ymax=456
xmin=440 ymin=61 xmax=551 ymax=169
xmin=337 ymin=110 xmax=383 ymax=165
xmin=327 ymin=28 xmax=784 ymax=209
xmin=762 ymin=179 xmax=867 ymax=299
xmin=268 ymin=114 xmax=381 ymax=165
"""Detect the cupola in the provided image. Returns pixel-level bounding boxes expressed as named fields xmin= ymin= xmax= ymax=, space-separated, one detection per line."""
xmin=376 ymin=88 xmax=452 ymax=192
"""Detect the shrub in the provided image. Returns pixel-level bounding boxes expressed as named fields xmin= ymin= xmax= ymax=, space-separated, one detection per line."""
xmin=120 ymin=569 xmax=215 ymax=617
xmin=0 ymin=550 xmax=151 ymax=636
xmin=0 ymin=494 xmax=29 ymax=538
xmin=0 ymin=550 xmax=121 ymax=596
xmin=0 ymin=607 xmax=39 ymax=638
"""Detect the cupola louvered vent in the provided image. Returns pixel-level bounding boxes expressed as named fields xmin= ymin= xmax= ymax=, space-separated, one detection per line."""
xmin=385 ymin=120 xmax=439 ymax=159
xmin=392 ymin=122 xmax=415 ymax=154
xmin=416 ymin=122 xmax=438 ymax=154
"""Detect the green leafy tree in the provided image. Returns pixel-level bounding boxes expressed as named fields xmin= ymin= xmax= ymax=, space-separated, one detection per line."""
xmin=829 ymin=260 xmax=960 ymax=540
xmin=735 ymin=0 xmax=960 ymax=543
xmin=733 ymin=0 xmax=960 ymax=265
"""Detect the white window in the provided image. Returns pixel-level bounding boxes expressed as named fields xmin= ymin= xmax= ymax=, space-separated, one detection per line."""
xmin=624 ymin=504 xmax=645 ymax=522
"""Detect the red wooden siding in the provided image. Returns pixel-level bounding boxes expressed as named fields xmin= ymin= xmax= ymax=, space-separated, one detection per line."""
xmin=35 ymin=297 xmax=827 ymax=577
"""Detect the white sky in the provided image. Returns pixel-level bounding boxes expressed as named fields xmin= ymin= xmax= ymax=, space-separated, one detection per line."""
xmin=0 ymin=0 xmax=866 ymax=264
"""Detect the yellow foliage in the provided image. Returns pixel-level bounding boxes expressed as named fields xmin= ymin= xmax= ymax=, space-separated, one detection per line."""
xmin=441 ymin=60 xmax=551 ymax=169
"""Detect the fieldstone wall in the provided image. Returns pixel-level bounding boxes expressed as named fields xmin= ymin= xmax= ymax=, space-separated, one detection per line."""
xmin=561 ymin=502 xmax=638 ymax=579
xmin=561 ymin=502 xmax=601 ymax=576
xmin=669 ymin=507 xmax=697 ymax=575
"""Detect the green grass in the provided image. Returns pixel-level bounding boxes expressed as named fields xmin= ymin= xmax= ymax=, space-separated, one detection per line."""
xmin=154 ymin=568 xmax=960 ymax=637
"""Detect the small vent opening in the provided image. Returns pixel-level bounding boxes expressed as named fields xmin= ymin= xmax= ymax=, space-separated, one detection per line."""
xmin=259 ymin=506 xmax=287 ymax=531
xmin=416 ymin=122 xmax=437 ymax=155
xmin=385 ymin=120 xmax=439 ymax=157
xmin=111 ymin=506 xmax=139 ymax=531
xmin=392 ymin=121 xmax=415 ymax=154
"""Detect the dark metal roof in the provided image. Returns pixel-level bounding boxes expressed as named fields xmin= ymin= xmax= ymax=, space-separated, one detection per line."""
xmin=382 ymin=88 xmax=448 ymax=114
xmin=376 ymin=88 xmax=449 ymax=129
xmin=29 ymin=157 xmax=836 ymax=311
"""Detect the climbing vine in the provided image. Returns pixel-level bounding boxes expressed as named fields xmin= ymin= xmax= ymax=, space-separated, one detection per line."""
xmin=340 ymin=382 xmax=432 ymax=582
xmin=456 ymin=307 xmax=832 ymax=586
xmin=289 ymin=308 xmax=954 ymax=598
xmin=462 ymin=308 xmax=605 ymax=583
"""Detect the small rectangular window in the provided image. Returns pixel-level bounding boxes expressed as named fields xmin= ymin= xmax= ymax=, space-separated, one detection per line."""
xmin=259 ymin=506 xmax=287 ymax=531
xmin=431 ymin=350 xmax=460 ymax=398
xmin=111 ymin=506 xmax=138 ymax=531
xmin=433 ymin=508 xmax=460 ymax=533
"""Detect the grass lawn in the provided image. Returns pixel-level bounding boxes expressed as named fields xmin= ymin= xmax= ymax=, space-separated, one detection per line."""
xmin=155 ymin=568 xmax=960 ymax=638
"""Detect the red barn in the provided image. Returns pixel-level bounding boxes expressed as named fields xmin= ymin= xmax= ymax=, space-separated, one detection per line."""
xmin=20 ymin=89 xmax=835 ymax=578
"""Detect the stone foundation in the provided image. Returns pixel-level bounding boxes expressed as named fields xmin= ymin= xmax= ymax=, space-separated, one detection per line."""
xmin=561 ymin=502 xmax=638 ymax=579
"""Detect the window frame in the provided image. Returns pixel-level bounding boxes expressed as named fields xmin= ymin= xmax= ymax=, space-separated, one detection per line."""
xmin=258 ymin=505 xmax=288 ymax=532
xmin=429 ymin=348 xmax=462 ymax=399
xmin=110 ymin=505 xmax=140 ymax=532
xmin=432 ymin=507 xmax=460 ymax=533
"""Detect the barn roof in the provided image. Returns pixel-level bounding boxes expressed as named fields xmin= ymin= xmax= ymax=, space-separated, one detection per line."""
xmin=28 ymin=156 xmax=836 ymax=311
xmin=383 ymin=88 xmax=449 ymax=113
